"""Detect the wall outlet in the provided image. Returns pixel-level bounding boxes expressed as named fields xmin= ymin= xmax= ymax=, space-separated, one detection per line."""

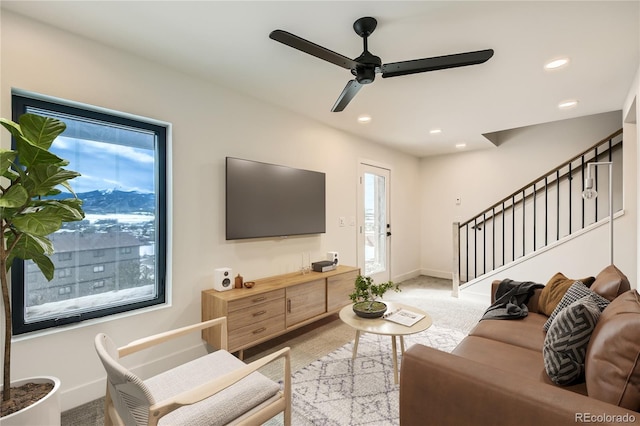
xmin=455 ymin=197 xmax=461 ymax=205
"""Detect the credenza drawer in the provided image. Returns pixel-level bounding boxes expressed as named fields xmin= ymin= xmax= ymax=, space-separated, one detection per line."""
xmin=228 ymin=314 xmax=285 ymax=351
xmin=227 ymin=289 xmax=285 ymax=312
xmin=227 ymin=298 xmax=285 ymax=332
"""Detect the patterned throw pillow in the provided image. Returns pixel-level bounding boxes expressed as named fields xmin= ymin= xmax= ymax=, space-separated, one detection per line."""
xmin=543 ymin=282 xmax=610 ymax=331
xmin=543 ymin=296 xmax=601 ymax=385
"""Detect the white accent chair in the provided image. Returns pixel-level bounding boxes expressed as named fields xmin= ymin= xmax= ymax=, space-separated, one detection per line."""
xmin=94 ymin=317 xmax=291 ymax=426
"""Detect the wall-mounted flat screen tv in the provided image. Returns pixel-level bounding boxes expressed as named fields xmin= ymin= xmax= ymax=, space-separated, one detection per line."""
xmin=226 ymin=157 xmax=326 ymax=240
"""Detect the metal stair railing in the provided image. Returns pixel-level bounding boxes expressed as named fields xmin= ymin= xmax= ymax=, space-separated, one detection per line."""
xmin=452 ymin=128 xmax=623 ymax=287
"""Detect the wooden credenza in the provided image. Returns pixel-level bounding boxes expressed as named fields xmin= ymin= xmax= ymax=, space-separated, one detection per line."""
xmin=201 ymin=265 xmax=359 ymax=356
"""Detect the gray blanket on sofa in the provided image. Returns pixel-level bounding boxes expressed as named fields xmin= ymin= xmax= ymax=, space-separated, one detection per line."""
xmin=481 ymin=279 xmax=544 ymax=320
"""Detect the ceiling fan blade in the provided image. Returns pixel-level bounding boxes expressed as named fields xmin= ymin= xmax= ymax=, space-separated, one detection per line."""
xmin=381 ymin=49 xmax=494 ymax=78
xmin=270 ymin=30 xmax=358 ymax=70
xmin=331 ymin=80 xmax=362 ymax=112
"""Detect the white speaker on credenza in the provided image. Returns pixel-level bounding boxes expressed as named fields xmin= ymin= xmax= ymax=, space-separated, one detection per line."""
xmin=327 ymin=251 xmax=339 ymax=265
xmin=213 ymin=267 xmax=233 ymax=291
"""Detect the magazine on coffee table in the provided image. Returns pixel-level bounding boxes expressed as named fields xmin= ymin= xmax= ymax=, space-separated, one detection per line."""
xmin=383 ymin=308 xmax=425 ymax=327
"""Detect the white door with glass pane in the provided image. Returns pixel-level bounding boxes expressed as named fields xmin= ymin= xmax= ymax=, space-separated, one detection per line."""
xmin=358 ymin=163 xmax=391 ymax=283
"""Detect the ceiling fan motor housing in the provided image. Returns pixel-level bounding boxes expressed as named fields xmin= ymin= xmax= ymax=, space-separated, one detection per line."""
xmin=352 ymin=51 xmax=381 ymax=84
xmin=354 ymin=66 xmax=375 ymax=84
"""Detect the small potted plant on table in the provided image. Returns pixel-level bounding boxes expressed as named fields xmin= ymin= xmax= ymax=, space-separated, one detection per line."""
xmin=349 ymin=275 xmax=400 ymax=318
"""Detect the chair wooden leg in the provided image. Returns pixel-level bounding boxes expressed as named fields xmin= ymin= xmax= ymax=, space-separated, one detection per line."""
xmin=283 ymin=349 xmax=292 ymax=426
xmin=283 ymin=391 xmax=292 ymax=425
xmin=104 ymin=386 xmax=115 ymax=426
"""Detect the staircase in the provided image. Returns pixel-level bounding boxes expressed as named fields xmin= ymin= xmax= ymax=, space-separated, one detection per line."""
xmin=452 ymin=129 xmax=623 ymax=290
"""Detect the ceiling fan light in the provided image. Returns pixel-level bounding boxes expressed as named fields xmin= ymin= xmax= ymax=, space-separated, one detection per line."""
xmin=545 ymin=57 xmax=570 ymax=70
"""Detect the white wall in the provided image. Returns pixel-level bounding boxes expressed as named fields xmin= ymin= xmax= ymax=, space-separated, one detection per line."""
xmin=0 ymin=12 xmax=421 ymax=409
xmin=420 ymin=111 xmax=629 ymax=281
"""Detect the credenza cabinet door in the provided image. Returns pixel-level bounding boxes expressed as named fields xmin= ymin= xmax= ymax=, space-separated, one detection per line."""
xmin=327 ymin=270 xmax=359 ymax=312
xmin=285 ymin=279 xmax=326 ymax=327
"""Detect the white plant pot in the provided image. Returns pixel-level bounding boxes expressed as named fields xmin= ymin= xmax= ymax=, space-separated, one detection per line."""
xmin=1 ymin=376 xmax=61 ymax=426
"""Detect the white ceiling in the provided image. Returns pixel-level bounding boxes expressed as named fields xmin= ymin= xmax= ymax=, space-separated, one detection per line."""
xmin=2 ymin=1 xmax=639 ymax=157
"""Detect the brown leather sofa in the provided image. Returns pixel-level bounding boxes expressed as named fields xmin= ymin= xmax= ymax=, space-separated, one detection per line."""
xmin=400 ymin=265 xmax=640 ymax=425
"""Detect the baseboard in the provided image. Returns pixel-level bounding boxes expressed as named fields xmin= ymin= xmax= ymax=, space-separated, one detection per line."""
xmin=61 ymin=343 xmax=206 ymax=411
xmin=62 ymin=377 xmax=108 ymax=412
xmin=418 ymin=268 xmax=452 ymax=280
xmin=392 ymin=269 xmax=422 ymax=283
xmin=392 ymin=269 xmax=454 ymax=284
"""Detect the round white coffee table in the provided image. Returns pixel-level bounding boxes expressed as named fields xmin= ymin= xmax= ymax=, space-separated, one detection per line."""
xmin=339 ymin=301 xmax=432 ymax=384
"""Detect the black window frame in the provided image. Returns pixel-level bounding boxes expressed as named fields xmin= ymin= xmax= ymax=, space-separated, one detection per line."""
xmin=11 ymin=93 xmax=168 ymax=334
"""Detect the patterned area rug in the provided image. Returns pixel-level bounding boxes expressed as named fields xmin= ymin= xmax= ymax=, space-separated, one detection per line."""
xmin=276 ymin=324 xmax=466 ymax=425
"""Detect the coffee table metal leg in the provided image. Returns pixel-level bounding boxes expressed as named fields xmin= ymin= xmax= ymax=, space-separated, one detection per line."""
xmin=352 ymin=330 xmax=361 ymax=360
xmin=391 ymin=335 xmax=399 ymax=384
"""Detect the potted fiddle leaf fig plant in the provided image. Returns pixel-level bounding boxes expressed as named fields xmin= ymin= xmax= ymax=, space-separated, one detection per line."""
xmin=349 ymin=274 xmax=400 ymax=318
xmin=0 ymin=113 xmax=84 ymax=422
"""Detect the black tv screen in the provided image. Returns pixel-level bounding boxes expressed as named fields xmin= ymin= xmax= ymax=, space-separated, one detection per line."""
xmin=226 ymin=157 xmax=326 ymax=240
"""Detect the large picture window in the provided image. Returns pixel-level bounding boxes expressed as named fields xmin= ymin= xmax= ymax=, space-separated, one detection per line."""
xmin=11 ymin=92 xmax=168 ymax=334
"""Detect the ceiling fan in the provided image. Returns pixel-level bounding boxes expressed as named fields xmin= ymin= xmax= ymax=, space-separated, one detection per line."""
xmin=269 ymin=17 xmax=494 ymax=112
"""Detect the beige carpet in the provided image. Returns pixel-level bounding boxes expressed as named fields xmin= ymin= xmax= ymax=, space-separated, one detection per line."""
xmin=61 ymin=275 xmax=487 ymax=425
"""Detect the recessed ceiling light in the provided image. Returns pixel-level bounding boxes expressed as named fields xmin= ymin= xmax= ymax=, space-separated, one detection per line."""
xmin=455 ymin=143 xmax=467 ymax=149
xmin=558 ymin=99 xmax=578 ymax=109
xmin=545 ymin=57 xmax=570 ymax=70
xmin=357 ymin=114 xmax=372 ymax=124
xmin=429 ymin=129 xmax=442 ymax=135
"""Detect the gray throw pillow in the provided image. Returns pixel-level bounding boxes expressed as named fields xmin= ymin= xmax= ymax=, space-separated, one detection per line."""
xmin=543 ymin=281 xmax=609 ymax=331
xmin=543 ymin=296 xmax=601 ymax=385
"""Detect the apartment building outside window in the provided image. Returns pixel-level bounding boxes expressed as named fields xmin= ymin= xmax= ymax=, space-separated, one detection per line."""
xmin=10 ymin=92 xmax=168 ymax=334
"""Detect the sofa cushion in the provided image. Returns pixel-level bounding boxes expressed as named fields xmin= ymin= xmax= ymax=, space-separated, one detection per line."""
xmin=469 ymin=312 xmax=547 ymax=352
xmin=589 ymin=264 xmax=631 ymax=301
xmin=452 ymin=335 xmax=545 ymax=382
xmin=451 ymin=334 xmax=587 ymax=396
xmin=543 ymin=282 xmax=610 ymax=331
xmin=538 ymin=272 xmax=595 ymax=316
xmin=543 ymin=296 xmax=601 ymax=385
xmin=585 ymin=290 xmax=640 ymax=411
